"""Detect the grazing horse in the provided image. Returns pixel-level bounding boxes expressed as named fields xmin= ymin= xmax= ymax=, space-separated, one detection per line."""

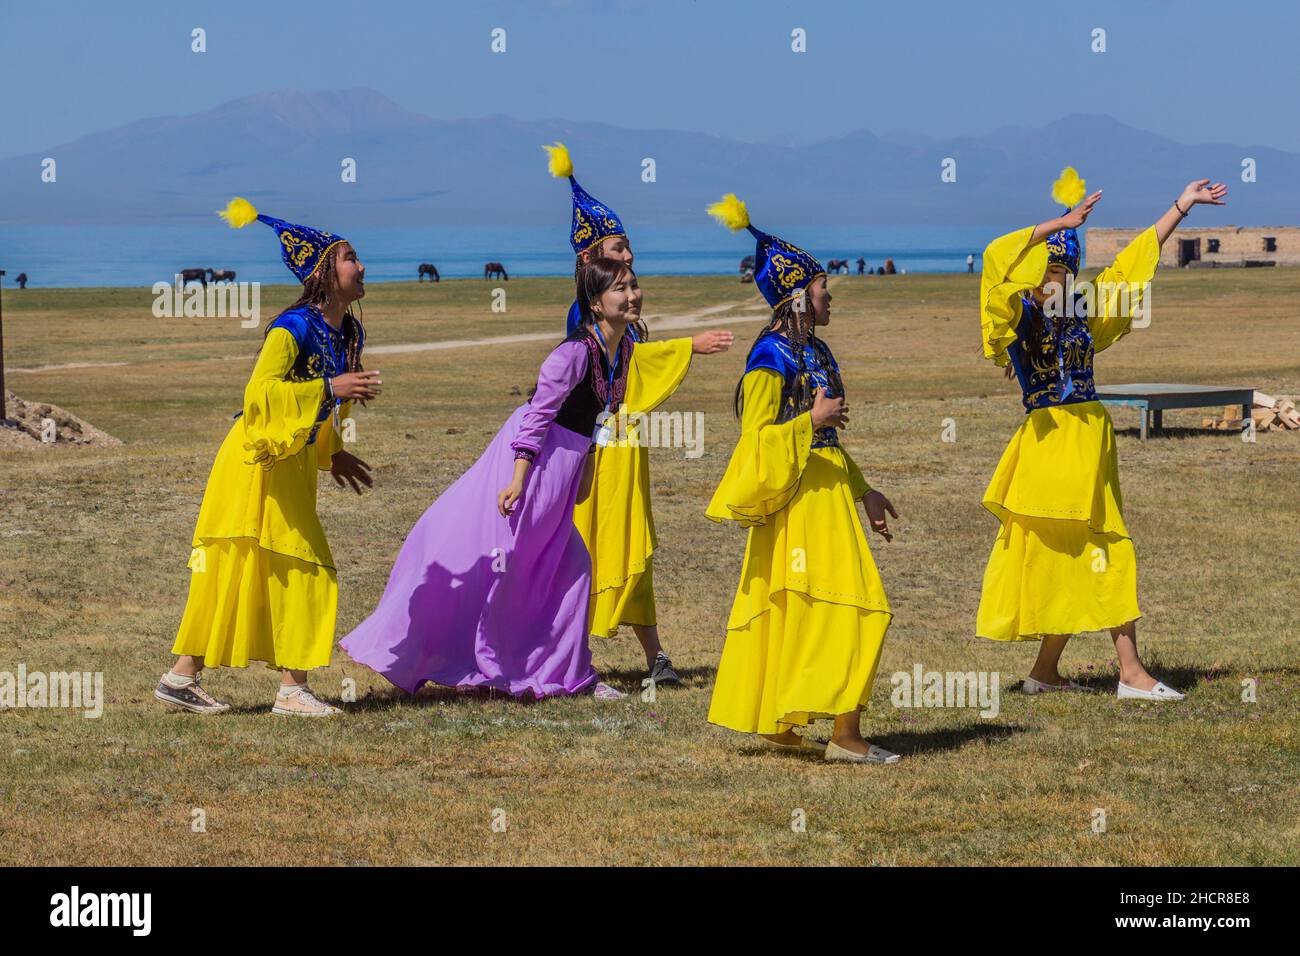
xmin=484 ymin=262 xmax=508 ymax=281
xmin=15 ymin=273 xmax=27 ymax=289
xmin=418 ymin=263 xmax=440 ymax=283
xmin=207 ymin=268 xmax=237 ymax=283
xmin=180 ymin=268 xmax=208 ymax=287
xmin=826 ymin=258 xmax=851 ymax=275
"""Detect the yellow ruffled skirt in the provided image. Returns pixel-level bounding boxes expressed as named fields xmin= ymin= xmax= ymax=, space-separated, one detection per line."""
xmin=171 ymin=421 xmax=338 ymax=671
xmin=976 ymin=400 xmax=1141 ymax=641
xmin=707 ymin=446 xmax=892 ymax=734
xmin=574 ymin=442 xmax=657 ymax=637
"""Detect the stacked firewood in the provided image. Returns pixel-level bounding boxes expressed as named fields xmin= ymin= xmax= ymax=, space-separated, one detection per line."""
xmin=1203 ymin=392 xmax=1300 ymax=432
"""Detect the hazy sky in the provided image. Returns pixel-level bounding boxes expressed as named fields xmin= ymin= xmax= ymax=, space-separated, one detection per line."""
xmin=3 ymin=0 xmax=1297 ymax=157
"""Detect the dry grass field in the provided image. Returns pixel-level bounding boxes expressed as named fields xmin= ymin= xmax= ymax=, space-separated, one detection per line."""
xmin=1 ymin=267 xmax=1297 ymax=865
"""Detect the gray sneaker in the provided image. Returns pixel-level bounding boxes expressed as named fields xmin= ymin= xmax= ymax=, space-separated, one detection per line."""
xmin=155 ymin=674 xmax=231 ymax=714
xmin=648 ymin=653 xmax=681 ymax=686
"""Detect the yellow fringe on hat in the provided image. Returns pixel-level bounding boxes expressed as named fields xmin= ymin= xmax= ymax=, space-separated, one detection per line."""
xmin=1051 ymin=167 xmax=1086 ymax=209
xmin=217 ymin=197 xmax=259 ymax=228
xmin=543 ymin=142 xmax=573 ymax=179
xmin=707 ymin=193 xmax=750 ymax=232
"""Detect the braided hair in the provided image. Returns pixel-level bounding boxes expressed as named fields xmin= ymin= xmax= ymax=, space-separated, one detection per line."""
xmin=734 ymin=294 xmax=842 ymax=419
xmin=262 ymin=242 xmax=365 ymax=373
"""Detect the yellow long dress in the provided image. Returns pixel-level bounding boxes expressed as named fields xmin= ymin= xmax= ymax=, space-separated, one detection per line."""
xmin=573 ymin=337 xmax=693 ymax=637
xmin=705 ymin=366 xmax=892 ymax=734
xmin=172 ymin=326 xmax=350 ymax=670
xmin=976 ymin=225 xmax=1159 ymax=641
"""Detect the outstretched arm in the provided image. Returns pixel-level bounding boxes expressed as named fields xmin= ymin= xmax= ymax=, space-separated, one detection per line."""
xmin=1153 ymin=179 xmax=1228 ymax=247
xmin=1030 ymin=191 xmax=1103 ymax=244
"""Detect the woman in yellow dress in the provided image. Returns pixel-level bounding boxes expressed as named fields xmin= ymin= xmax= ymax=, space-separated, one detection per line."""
xmin=544 ymin=142 xmax=733 ymax=687
xmin=155 ymin=199 xmax=380 ymax=717
xmin=977 ymin=170 xmax=1228 ymax=700
xmin=704 ymin=193 xmax=901 ymax=764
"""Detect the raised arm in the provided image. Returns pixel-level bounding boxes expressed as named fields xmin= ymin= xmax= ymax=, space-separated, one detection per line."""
xmin=1153 ymin=179 xmax=1228 ymax=247
xmin=1029 ymin=190 xmax=1103 ymax=244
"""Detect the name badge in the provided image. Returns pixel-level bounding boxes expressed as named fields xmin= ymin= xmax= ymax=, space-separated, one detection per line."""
xmin=593 ymin=421 xmax=612 ymax=447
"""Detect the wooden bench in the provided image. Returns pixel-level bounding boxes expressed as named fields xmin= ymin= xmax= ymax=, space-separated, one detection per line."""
xmin=1095 ymin=384 xmax=1255 ymax=440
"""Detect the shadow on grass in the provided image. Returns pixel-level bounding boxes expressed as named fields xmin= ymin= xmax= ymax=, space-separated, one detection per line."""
xmin=859 ymin=722 xmax=1026 ymax=757
xmin=1112 ymin=425 xmax=1241 ymax=441
xmin=1060 ymin=661 xmax=1272 ymax=697
xmin=742 ymin=722 xmax=1027 ymax=760
xmin=597 ymin=664 xmax=717 ymax=686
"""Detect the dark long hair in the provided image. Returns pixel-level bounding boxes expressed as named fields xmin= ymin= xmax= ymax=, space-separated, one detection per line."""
xmin=262 ymin=243 xmax=364 ymax=373
xmin=575 ymin=248 xmax=648 ymax=342
xmin=733 ymin=295 xmax=841 ymax=419
xmin=572 ymin=256 xmax=637 ymax=339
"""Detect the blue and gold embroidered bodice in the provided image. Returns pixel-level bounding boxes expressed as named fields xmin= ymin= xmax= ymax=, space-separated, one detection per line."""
xmin=746 ymin=330 xmax=843 ymax=448
xmin=1007 ymin=292 xmax=1097 ymax=413
xmin=268 ymin=306 xmax=362 ymax=443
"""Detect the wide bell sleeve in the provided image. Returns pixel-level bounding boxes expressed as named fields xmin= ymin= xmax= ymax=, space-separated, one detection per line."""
xmin=1088 ymin=225 xmax=1160 ymax=353
xmin=705 ymin=368 xmax=812 ymax=527
xmin=241 ymin=327 xmax=329 ymax=470
xmin=624 ymin=337 xmax=693 ymax=414
xmin=981 ymin=226 xmax=1047 ymax=367
xmin=841 ymin=447 xmax=873 ymax=499
xmin=510 ymin=340 xmax=588 ymax=460
xmin=314 ymin=399 xmax=354 ymax=470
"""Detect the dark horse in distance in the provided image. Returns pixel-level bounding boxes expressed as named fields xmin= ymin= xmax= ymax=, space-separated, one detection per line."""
xmin=484 ymin=262 xmax=508 ymax=280
xmin=418 ymin=263 xmax=441 ymax=282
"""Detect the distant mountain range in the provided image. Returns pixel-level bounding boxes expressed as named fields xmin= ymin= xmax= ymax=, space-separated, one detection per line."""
xmin=1 ymin=87 xmax=1294 ymax=229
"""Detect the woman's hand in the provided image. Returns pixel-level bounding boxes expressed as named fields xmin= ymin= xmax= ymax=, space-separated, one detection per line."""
xmin=330 ymin=450 xmax=373 ymax=495
xmin=810 ymin=386 xmax=849 ymax=430
xmin=497 ymin=479 xmax=524 ymax=517
xmin=691 ymin=330 xmax=735 ymax=355
xmin=331 ymin=370 xmax=382 ymax=401
xmin=1178 ymin=179 xmax=1228 ymax=209
xmin=863 ymin=490 xmax=898 ymax=542
xmin=1060 ymin=190 xmax=1103 ymax=230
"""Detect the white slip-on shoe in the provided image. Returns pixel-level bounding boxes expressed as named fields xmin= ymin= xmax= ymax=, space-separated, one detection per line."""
xmin=1117 ymin=680 xmax=1185 ymax=701
xmin=1022 ymin=676 xmax=1090 ymax=695
xmin=824 ymin=740 xmax=901 ymax=764
xmin=271 ymin=685 xmax=343 ymax=717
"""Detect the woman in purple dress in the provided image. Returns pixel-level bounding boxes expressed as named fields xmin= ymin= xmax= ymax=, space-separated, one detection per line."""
xmin=341 ymin=258 xmax=640 ymax=700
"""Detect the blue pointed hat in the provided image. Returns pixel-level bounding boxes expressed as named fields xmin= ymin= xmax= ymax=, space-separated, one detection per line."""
xmin=1044 ymin=167 xmax=1085 ymax=275
xmin=217 ymin=197 xmax=346 ymax=283
xmin=543 ymin=143 xmax=627 ymax=256
xmin=708 ymin=193 xmax=825 ymax=309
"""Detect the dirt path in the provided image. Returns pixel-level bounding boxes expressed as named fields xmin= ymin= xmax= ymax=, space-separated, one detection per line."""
xmin=9 ymin=296 xmax=770 ymax=373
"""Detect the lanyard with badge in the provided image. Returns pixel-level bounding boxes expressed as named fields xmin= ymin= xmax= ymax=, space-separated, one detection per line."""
xmin=590 ymin=322 xmax=619 ymax=447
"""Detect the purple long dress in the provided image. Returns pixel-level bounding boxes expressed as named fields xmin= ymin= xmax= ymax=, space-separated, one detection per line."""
xmin=341 ymin=333 xmax=631 ymax=698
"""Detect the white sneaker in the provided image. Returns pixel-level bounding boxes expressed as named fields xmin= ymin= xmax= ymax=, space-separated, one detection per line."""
xmin=1117 ymin=680 xmax=1185 ymax=701
xmin=824 ymin=740 xmax=901 ymax=764
xmin=1022 ymin=676 xmax=1091 ymax=695
xmin=591 ymin=681 xmax=626 ymax=701
xmin=272 ymin=685 xmax=342 ymax=716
